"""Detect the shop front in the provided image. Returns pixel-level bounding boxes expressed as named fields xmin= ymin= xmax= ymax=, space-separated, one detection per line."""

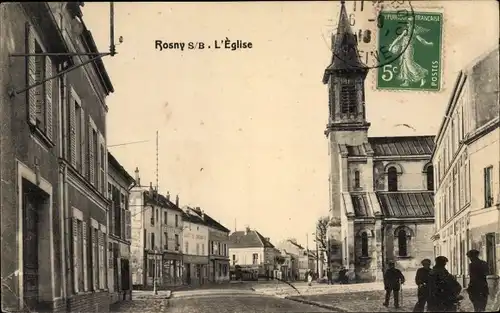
xmin=182 ymin=255 xmax=209 ymax=286
xmin=162 ymin=252 xmax=183 ymax=287
xmin=209 ymin=256 xmax=230 ymax=283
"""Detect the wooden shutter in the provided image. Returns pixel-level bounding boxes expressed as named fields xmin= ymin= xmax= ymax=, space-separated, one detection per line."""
xmin=82 ymin=221 xmax=88 ymax=291
xmin=45 ymin=56 xmax=53 ymax=139
xmin=125 ymin=210 xmax=131 ymax=240
xmin=89 ymin=123 xmax=95 ymax=185
xmin=98 ymin=230 xmax=104 ymax=289
xmin=69 ymin=94 xmax=76 ymax=167
xmin=91 ymin=228 xmax=97 ymax=290
xmin=96 ymin=136 xmax=102 ymax=191
xmin=72 ymin=218 xmax=79 ymax=293
xmin=26 ymin=25 xmax=38 ymax=126
xmin=121 ymin=207 xmax=126 ymax=238
xmin=80 ymin=109 xmax=86 ymax=175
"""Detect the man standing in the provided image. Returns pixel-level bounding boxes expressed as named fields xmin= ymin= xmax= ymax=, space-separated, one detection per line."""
xmin=383 ymin=261 xmax=405 ymax=309
xmin=327 ymin=268 xmax=332 ymax=285
xmin=413 ymin=259 xmax=432 ymax=312
xmin=427 ymin=256 xmax=463 ymax=312
xmin=467 ymin=249 xmax=490 ymax=312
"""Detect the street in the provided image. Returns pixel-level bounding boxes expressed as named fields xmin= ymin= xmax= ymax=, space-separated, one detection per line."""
xmin=111 ymin=289 xmax=332 ymax=312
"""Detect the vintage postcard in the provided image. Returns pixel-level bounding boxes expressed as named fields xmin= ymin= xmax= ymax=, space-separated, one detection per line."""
xmin=0 ymin=1 xmax=499 ymax=313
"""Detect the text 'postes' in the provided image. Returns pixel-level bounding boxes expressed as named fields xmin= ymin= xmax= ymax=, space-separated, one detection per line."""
xmin=155 ymin=39 xmax=253 ymax=51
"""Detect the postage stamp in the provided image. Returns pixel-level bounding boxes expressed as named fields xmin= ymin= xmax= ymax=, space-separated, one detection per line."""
xmin=376 ymin=11 xmax=443 ymax=92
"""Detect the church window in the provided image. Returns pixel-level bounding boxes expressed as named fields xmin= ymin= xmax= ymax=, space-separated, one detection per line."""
xmin=397 ymin=229 xmax=408 ymax=257
xmin=340 ymin=80 xmax=357 ymax=114
xmin=426 ymin=165 xmax=434 ymax=191
xmin=387 ymin=166 xmax=398 ymax=191
xmin=361 ymin=232 xmax=369 ymax=257
xmin=354 ymin=170 xmax=360 ymax=189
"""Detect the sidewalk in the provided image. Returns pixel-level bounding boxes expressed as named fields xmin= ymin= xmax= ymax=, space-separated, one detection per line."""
xmin=252 ymin=281 xmax=417 ymax=298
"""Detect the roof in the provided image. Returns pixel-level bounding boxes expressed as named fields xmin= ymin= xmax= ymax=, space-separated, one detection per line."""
xmin=339 ymin=136 xmax=435 ymax=157
xmin=347 ymin=191 xmax=434 ymax=218
xmin=377 ymin=192 xmax=434 ymax=218
xmin=181 ymin=210 xmax=205 ymax=225
xmin=287 ymin=240 xmax=305 ymax=250
xmin=323 ymin=1 xmax=367 ymax=83
xmin=144 ymin=190 xmax=184 ymax=213
xmin=229 ymin=230 xmax=275 ymax=249
xmin=108 ymin=152 xmax=135 ymax=185
xmin=188 ymin=207 xmax=230 ymax=233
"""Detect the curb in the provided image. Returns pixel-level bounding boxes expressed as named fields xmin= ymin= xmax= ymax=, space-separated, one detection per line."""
xmin=284 ymin=297 xmax=348 ymax=312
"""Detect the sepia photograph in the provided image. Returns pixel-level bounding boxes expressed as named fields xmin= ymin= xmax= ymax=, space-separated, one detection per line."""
xmin=0 ymin=1 xmax=499 ymax=312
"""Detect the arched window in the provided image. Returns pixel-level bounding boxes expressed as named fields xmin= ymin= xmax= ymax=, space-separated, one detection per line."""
xmin=397 ymin=229 xmax=408 ymax=257
xmin=426 ymin=165 xmax=434 ymax=191
xmin=361 ymin=232 xmax=369 ymax=257
xmin=354 ymin=170 xmax=360 ymax=188
xmin=388 ymin=166 xmax=398 ymax=191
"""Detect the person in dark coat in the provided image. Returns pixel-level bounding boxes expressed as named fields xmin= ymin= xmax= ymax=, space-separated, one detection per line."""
xmin=327 ymin=268 xmax=332 ymax=285
xmin=383 ymin=261 xmax=405 ymax=309
xmin=466 ymin=249 xmax=489 ymax=312
xmin=413 ymin=258 xmax=432 ymax=312
xmin=427 ymin=256 xmax=463 ymax=312
xmin=338 ymin=266 xmax=348 ymax=284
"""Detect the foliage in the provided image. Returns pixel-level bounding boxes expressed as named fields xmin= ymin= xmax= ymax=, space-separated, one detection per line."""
xmin=316 ymin=216 xmax=341 ymax=267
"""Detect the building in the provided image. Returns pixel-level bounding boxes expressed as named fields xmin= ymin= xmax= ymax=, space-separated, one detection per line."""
xmin=323 ymin=2 xmax=435 ymax=282
xmin=188 ymin=207 xmax=231 ymax=283
xmin=182 ymin=207 xmax=210 ymax=285
xmin=431 ymin=47 xmax=499 ymax=292
xmin=128 ymin=171 xmax=184 ymax=289
xmin=228 ymin=227 xmax=278 ymax=278
xmin=1 ymin=3 xmax=114 ymax=312
xmin=275 ymin=238 xmax=307 ymax=280
xmin=107 ymin=153 xmax=134 ymax=303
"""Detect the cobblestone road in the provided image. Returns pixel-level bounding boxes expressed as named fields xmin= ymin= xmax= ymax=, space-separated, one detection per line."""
xmin=111 ymin=293 xmax=333 ymax=312
xmin=291 ymin=289 xmax=497 ymax=312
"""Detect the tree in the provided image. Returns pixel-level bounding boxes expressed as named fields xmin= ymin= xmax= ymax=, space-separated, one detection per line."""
xmin=315 ymin=216 xmax=341 ymax=269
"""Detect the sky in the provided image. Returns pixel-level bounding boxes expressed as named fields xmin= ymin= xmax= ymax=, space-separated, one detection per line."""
xmin=81 ymin=1 xmax=498 ymax=249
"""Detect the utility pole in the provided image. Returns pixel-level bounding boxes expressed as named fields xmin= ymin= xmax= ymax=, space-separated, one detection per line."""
xmin=153 ymin=249 xmax=158 ymax=295
xmin=315 ymin=234 xmax=319 ymax=277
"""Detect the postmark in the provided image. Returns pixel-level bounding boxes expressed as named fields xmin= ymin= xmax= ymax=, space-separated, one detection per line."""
xmin=376 ymin=11 xmax=443 ymax=91
xmin=328 ymin=0 xmax=416 ymax=70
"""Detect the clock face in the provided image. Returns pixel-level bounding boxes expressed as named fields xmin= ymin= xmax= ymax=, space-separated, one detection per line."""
xmin=329 ymin=0 xmax=416 ymax=70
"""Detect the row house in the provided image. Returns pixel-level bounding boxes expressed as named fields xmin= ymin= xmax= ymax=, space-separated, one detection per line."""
xmin=128 ymin=171 xmax=184 ymax=289
xmin=1 ymin=2 xmax=115 ymax=312
xmin=276 ymin=238 xmax=314 ymax=280
xmin=188 ymin=207 xmax=231 ymax=283
xmin=182 ymin=207 xmax=210 ymax=286
xmin=107 ymin=153 xmax=134 ymax=303
xmin=432 ymin=46 xmax=500 ymax=292
xmin=228 ymin=227 xmax=278 ymax=278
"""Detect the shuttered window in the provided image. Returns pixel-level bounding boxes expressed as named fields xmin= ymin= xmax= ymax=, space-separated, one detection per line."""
xmin=72 ymin=216 xmax=86 ymax=293
xmin=88 ymin=122 xmax=97 ymax=186
xmin=98 ymin=229 xmax=105 ymax=289
xmin=125 ymin=210 xmax=131 ymax=240
xmin=82 ymin=221 xmax=88 ymax=291
xmin=72 ymin=218 xmax=79 ymax=293
xmin=26 ymin=24 xmax=54 ymax=141
xmin=92 ymin=227 xmax=99 ymax=290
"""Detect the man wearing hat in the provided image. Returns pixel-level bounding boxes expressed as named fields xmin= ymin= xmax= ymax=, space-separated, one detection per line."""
xmin=466 ymin=249 xmax=489 ymax=312
xmin=413 ymin=258 xmax=432 ymax=312
xmin=383 ymin=261 xmax=405 ymax=309
xmin=427 ymin=256 xmax=463 ymax=312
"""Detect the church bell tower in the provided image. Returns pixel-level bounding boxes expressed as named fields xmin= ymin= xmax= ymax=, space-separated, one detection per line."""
xmin=323 ymin=0 xmax=370 ymax=141
xmin=324 ymin=1 xmax=371 ymax=269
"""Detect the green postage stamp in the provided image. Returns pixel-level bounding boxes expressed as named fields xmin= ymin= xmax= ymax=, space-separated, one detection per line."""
xmin=376 ymin=11 xmax=443 ymax=92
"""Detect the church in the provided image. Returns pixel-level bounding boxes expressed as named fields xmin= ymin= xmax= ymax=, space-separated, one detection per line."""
xmin=324 ymin=2 xmax=436 ymax=282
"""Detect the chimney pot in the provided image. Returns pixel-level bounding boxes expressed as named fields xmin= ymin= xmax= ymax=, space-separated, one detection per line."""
xmin=135 ymin=167 xmax=140 ymax=185
xmin=166 ymin=191 xmax=170 ymax=201
xmin=175 ymin=194 xmax=179 ymax=207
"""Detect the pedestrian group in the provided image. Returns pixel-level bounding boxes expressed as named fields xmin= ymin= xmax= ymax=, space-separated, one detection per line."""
xmin=382 ymin=249 xmax=490 ymax=312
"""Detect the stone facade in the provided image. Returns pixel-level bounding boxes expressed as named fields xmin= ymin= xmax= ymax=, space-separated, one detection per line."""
xmin=1 ymin=3 xmax=115 ymax=312
xmin=432 ymin=47 xmax=500 ymax=294
xmin=323 ymin=2 xmax=435 ymax=283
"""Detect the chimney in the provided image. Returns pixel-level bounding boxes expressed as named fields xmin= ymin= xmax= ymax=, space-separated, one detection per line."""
xmin=265 ymin=237 xmax=270 ymax=242
xmin=166 ymin=191 xmax=170 ymax=201
xmin=244 ymin=226 xmax=250 ymax=235
xmin=175 ymin=194 xmax=179 ymax=207
xmin=135 ymin=167 xmax=141 ymax=186
xmin=201 ymin=210 xmax=205 ymax=220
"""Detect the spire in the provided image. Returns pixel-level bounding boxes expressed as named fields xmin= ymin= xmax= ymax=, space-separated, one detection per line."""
xmin=323 ymin=1 xmax=366 ymax=83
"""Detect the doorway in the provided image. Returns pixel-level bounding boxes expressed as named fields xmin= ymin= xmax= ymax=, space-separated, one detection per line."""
xmin=22 ymin=180 xmax=45 ymax=311
xmin=185 ymin=263 xmax=191 ymax=284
